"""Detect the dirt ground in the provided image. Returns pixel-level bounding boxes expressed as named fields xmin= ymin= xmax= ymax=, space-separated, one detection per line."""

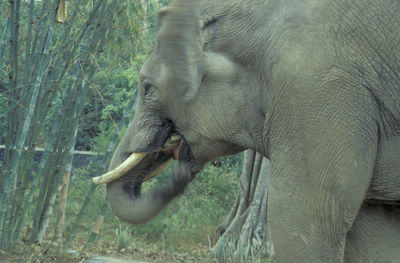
xmin=0 ymin=241 xmax=209 ymax=263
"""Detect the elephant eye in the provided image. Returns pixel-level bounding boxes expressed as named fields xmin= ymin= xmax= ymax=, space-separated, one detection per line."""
xmin=143 ymin=82 xmax=153 ymax=96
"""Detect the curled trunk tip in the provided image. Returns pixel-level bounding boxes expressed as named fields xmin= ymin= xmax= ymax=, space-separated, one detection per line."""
xmin=106 ymin=163 xmax=193 ymax=224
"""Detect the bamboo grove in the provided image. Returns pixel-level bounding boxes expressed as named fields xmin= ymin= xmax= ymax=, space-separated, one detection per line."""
xmin=0 ymin=0 xmax=127 ymax=249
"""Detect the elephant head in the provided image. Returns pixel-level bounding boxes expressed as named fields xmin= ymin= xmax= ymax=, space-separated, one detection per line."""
xmin=92 ymin=0 xmax=265 ymax=224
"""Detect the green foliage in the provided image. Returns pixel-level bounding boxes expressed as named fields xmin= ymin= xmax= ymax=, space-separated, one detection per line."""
xmin=65 ymin=164 xmax=114 ymax=233
xmin=76 ymin=68 xmax=135 ymax=150
xmin=211 ymin=235 xmax=271 ymax=263
xmin=85 ymin=54 xmax=149 ymax=152
xmin=115 ymin=222 xmax=131 ymax=250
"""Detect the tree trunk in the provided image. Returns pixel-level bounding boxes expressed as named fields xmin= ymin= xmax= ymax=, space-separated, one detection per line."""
xmin=214 ymin=150 xmax=274 ymax=260
xmin=53 ymin=171 xmax=71 ymax=243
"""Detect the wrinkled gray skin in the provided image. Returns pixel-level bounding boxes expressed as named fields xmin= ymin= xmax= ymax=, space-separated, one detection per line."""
xmin=106 ymin=0 xmax=400 ymax=262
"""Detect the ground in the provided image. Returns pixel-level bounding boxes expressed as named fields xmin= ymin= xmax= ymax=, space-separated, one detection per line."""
xmin=0 ymin=239 xmax=211 ymax=263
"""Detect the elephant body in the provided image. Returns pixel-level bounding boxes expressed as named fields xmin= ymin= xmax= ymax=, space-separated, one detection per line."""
xmin=101 ymin=0 xmax=400 ymax=262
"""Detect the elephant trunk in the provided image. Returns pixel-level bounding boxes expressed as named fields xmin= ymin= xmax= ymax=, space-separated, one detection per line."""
xmin=105 ymin=165 xmax=191 ymax=224
xmin=106 ymin=178 xmax=165 ymax=224
xmin=95 ymin=132 xmax=190 ymax=224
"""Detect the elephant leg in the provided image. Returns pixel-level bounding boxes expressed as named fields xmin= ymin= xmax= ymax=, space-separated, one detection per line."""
xmin=268 ymin=113 xmax=377 ymax=262
xmin=344 ymin=204 xmax=400 ymax=263
xmin=268 ymin=185 xmax=351 ymax=263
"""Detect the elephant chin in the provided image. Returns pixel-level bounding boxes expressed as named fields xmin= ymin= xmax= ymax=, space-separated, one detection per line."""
xmin=106 ymin=161 xmax=193 ymax=224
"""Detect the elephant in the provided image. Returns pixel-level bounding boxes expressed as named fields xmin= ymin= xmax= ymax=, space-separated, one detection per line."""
xmin=93 ymin=0 xmax=400 ymax=262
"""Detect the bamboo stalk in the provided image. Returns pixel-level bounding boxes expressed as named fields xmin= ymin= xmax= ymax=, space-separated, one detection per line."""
xmin=29 ymin=80 xmax=79 ymax=243
xmin=87 ymin=197 xmax=108 ymax=244
xmin=18 ymin=0 xmax=65 ymax=244
xmin=29 ymin=135 xmax=63 ymax=243
xmin=19 ymin=0 xmax=36 ymax=93
xmin=2 ymin=1 xmax=18 ymax=175
xmin=11 ymin=113 xmax=46 ymax=240
xmin=64 ymin=183 xmax=97 ymax=247
xmin=0 ymin=13 xmax=11 ymax=194
xmin=11 ymin=2 xmax=80 ymax=234
xmin=28 ymin=84 xmax=76 ymax=244
xmin=53 ymin=171 xmax=71 ymax=243
xmin=13 ymin=114 xmax=64 ymax=242
xmin=33 ymin=0 xmax=109 ymax=241
xmin=45 ymin=77 xmax=88 ymax=244
xmin=28 ymin=0 xmax=51 ymax=71
xmin=0 ymin=12 xmax=11 ymax=65
xmin=0 ymin=0 xmax=21 ymax=248
xmin=7 ymin=0 xmax=63 ymax=245
xmin=58 ymin=89 xmax=89 ymax=238
xmin=9 ymin=131 xmax=38 ymax=243
xmin=36 ymin=186 xmax=58 ymax=244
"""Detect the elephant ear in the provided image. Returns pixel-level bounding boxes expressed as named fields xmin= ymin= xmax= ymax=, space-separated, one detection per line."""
xmin=156 ymin=0 xmax=202 ymax=102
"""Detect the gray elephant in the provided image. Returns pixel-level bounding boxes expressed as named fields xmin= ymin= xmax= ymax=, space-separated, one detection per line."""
xmin=93 ymin=0 xmax=400 ymax=262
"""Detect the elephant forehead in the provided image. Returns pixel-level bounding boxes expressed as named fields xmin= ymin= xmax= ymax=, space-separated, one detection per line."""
xmin=140 ymin=58 xmax=170 ymax=84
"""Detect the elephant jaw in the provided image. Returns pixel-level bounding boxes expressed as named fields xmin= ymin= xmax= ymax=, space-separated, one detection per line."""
xmin=92 ymin=133 xmax=183 ymax=185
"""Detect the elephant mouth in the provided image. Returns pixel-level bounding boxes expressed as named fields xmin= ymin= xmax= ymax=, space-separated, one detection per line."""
xmin=92 ymin=132 xmax=191 ymax=185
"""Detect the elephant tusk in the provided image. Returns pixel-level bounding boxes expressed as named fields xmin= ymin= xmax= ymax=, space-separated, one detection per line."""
xmin=144 ymin=158 xmax=173 ymax=181
xmin=92 ymin=152 xmax=147 ymax=184
xmin=93 ymin=134 xmax=181 ymax=184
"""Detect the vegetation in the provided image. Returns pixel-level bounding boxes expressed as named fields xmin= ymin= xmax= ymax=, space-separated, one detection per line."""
xmin=0 ymin=155 xmax=243 ymax=262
